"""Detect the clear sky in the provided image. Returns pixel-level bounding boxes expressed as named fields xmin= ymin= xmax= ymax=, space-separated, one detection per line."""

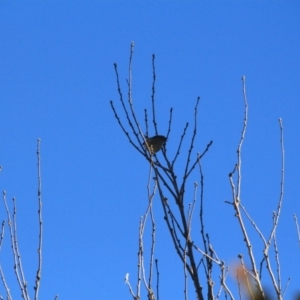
xmin=0 ymin=1 xmax=300 ymax=299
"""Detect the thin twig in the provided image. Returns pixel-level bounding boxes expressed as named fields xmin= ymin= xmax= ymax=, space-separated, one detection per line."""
xmin=282 ymin=277 xmax=291 ymax=298
xmin=184 ymin=141 xmax=213 ymax=180
xmin=181 ymin=98 xmax=200 ymax=195
xmin=166 ymin=108 xmax=173 ymax=141
xmin=228 ymin=76 xmax=264 ymax=296
xmin=12 ymin=197 xmax=30 ymax=300
xmin=273 ymin=212 xmax=281 ymax=293
xmin=34 ymin=138 xmax=43 ymax=299
xmin=239 ymin=203 xmax=266 ymax=245
xmin=183 ymin=245 xmax=189 ymax=300
xmin=126 ymin=42 xmax=151 ymax=155
xmin=151 ymin=54 xmax=158 ymax=135
xmin=144 ymin=109 xmax=149 ymax=138
xmin=137 ymin=216 xmax=143 ymax=298
xmin=127 ymin=42 xmax=144 ymax=141
xmin=267 ymin=118 xmax=285 ymax=244
xmin=155 ymin=259 xmax=160 ymax=300
xmin=218 ymin=262 xmax=234 ymax=300
xmin=236 ymin=76 xmax=249 ymax=200
xmin=172 ymin=122 xmax=189 ymax=168
xmin=0 ymin=265 xmax=12 ymax=300
xmin=125 ymin=273 xmax=136 ymax=299
xmin=110 ymin=100 xmax=144 ymax=155
xmin=147 ymin=177 xmax=157 ymax=293
xmin=3 ymin=192 xmax=29 ymax=300
xmin=112 ymin=62 xmax=137 ymax=138
xmin=0 ymin=221 xmax=4 ymax=250
xmin=197 ymin=155 xmax=214 ymax=298
xmin=293 ymin=214 xmax=300 ymax=249
xmin=263 ymin=119 xmax=285 ymax=299
xmin=134 ymin=162 xmax=158 ymax=300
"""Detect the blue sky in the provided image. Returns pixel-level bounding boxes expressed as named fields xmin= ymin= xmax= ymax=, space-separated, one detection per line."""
xmin=0 ymin=1 xmax=300 ymax=299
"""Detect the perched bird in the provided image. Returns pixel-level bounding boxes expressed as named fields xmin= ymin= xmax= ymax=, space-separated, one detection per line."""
xmin=144 ymin=135 xmax=167 ymax=154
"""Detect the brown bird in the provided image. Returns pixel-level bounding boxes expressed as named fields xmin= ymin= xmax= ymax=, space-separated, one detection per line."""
xmin=144 ymin=135 xmax=167 ymax=154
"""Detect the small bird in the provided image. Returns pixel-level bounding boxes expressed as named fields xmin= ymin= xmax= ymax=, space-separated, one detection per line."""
xmin=144 ymin=135 xmax=167 ymax=154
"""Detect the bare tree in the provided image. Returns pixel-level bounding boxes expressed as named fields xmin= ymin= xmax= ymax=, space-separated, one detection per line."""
xmin=111 ymin=43 xmax=293 ymax=300
xmin=0 ymin=140 xmax=57 ymax=300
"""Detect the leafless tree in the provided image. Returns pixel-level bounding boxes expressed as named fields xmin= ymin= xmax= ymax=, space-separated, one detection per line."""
xmin=111 ymin=43 xmax=294 ymax=300
xmin=0 ymin=140 xmax=58 ymax=300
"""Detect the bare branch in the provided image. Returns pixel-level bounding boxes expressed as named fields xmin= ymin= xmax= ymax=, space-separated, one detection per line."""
xmin=0 ymin=265 xmax=12 ymax=300
xmin=2 ymin=192 xmax=30 ymax=300
xmin=272 ymin=212 xmax=281 ymax=294
xmin=181 ymin=97 xmax=200 ymax=194
xmin=155 ymin=259 xmax=160 ymax=300
xmin=34 ymin=138 xmax=43 ymax=299
xmin=293 ymin=214 xmax=300 ymax=249
xmin=151 ymin=54 xmax=158 ymax=135
xmin=262 ymin=119 xmax=285 ymax=298
xmin=172 ymin=122 xmax=189 ymax=168
xmin=266 ymin=118 xmax=285 ymax=244
xmin=12 ymin=197 xmax=30 ymax=300
xmin=125 ymin=273 xmax=137 ymax=299
xmin=228 ymin=76 xmax=264 ymax=297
